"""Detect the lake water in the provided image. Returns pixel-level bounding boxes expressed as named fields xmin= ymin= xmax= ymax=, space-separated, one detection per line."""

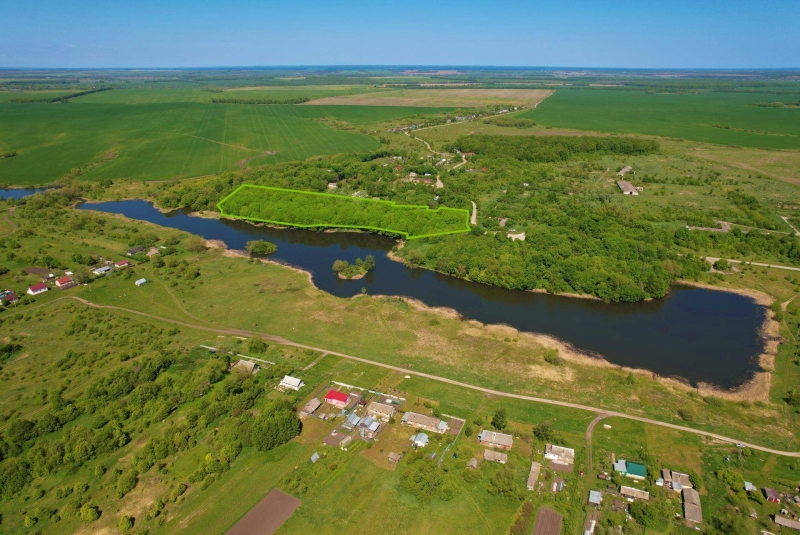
xmin=80 ymin=200 xmax=767 ymax=389
xmin=0 ymin=188 xmax=49 ymax=200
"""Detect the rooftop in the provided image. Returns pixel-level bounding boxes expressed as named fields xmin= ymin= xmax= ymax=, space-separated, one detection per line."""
xmin=478 ymin=430 xmax=513 ymax=447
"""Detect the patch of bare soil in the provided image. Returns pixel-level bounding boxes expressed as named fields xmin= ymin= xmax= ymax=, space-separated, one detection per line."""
xmin=303 ymin=89 xmax=554 ymax=108
xmin=226 ymin=488 xmax=301 ymax=535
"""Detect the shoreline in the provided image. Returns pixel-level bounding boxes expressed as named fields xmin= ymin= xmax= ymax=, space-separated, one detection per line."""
xmin=83 ymin=202 xmax=778 ymax=400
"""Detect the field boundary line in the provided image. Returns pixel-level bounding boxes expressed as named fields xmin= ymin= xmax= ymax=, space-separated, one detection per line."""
xmin=10 ymin=296 xmax=800 ymax=456
xmin=216 ymin=184 xmax=471 ymax=240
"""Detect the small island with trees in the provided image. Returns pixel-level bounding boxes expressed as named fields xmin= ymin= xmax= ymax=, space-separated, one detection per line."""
xmin=246 ymin=240 xmax=278 ymax=256
xmin=332 ymin=255 xmax=375 ymax=279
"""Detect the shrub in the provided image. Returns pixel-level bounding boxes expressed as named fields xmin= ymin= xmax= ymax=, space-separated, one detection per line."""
xmin=184 ymin=235 xmax=206 ymax=252
xmin=491 ymin=408 xmax=507 ymax=430
xmin=543 ymin=349 xmax=562 ymax=365
xmin=677 ymin=406 xmax=696 ymax=421
xmin=79 ymin=503 xmax=100 ymax=522
xmin=118 ymin=515 xmax=134 ymax=531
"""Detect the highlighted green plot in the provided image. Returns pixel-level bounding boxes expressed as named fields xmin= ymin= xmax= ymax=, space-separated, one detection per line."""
xmin=217 ymin=185 xmax=471 ymax=239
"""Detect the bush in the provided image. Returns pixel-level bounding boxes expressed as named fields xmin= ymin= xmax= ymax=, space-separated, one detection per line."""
xmin=677 ymin=406 xmax=696 ymax=421
xmin=246 ymin=338 xmax=267 ymax=354
xmin=543 ymin=349 xmax=562 ymax=365
xmin=79 ymin=503 xmax=100 ymax=522
xmin=118 ymin=515 xmax=134 ymax=531
xmin=184 ymin=235 xmax=206 ymax=252
xmin=491 ymin=408 xmax=507 ymax=430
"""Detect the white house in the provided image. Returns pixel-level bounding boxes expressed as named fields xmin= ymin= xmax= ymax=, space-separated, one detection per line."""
xmin=135 ymin=278 xmax=147 ymax=287
xmin=279 ymin=375 xmax=304 ymax=391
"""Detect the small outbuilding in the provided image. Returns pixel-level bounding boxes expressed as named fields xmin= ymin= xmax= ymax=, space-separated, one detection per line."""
xmin=310 ymin=452 xmax=320 ymax=464
xmin=411 ymin=433 xmax=429 ymax=448
xmin=774 ymin=515 xmax=800 ymax=531
xmin=115 ymin=259 xmax=132 ymax=269
xmin=127 ymin=246 xmax=145 ymax=256
xmin=545 ymin=444 xmax=576 ymax=465
xmin=527 ymin=461 xmax=542 ymax=490
xmin=388 ymin=452 xmax=403 ymax=463
xmin=764 ymin=487 xmax=781 ymax=503
xmin=617 ymin=180 xmax=639 ymax=195
xmin=620 ymin=486 xmax=649 ymax=501
xmin=589 ymin=490 xmax=603 ymax=506
xmin=484 ymin=449 xmax=508 ymax=464
xmin=233 ymin=360 xmax=259 ymax=374
xmin=683 ymin=487 xmax=703 ymax=524
xmin=0 ymin=292 xmax=19 ymax=305
xmin=55 ymin=276 xmax=76 ymax=289
xmin=467 ymin=458 xmax=479 ymax=470
xmin=135 ymin=278 xmax=147 ymax=287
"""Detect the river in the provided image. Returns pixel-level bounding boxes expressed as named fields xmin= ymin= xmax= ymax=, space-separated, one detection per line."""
xmin=80 ymin=200 xmax=767 ymax=390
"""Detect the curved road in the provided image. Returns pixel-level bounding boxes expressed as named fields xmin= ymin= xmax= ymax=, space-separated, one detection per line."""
xmin=18 ymin=295 xmax=800 ymax=457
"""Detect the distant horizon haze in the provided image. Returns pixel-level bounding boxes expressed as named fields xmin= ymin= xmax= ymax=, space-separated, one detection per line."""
xmin=1 ymin=0 xmax=798 ymax=69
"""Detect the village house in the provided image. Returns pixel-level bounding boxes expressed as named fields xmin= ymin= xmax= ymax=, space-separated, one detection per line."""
xmin=614 ymin=459 xmax=646 ymax=480
xmin=774 ymin=515 xmax=800 ymax=531
xmin=367 ymin=401 xmax=396 ymax=422
xmin=617 ymin=166 xmax=633 ymax=177
xmin=27 ymin=282 xmax=48 ymax=296
xmin=527 ymin=461 xmax=542 ymax=490
xmin=484 ymin=450 xmax=508 ymax=464
xmin=1 ymin=291 xmax=19 ymax=305
xmin=300 ymin=397 xmax=321 ymax=419
xmin=127 ymin=246 xmax=144 ymax=256
xmin=662 ymin=469 xmax=692 ymax=491
xmin=545 ymin=444 xmax=576 ymax=465
xmin=55 ymin=276 xmax=76 ymax=290
xmin=411 ymin=432 xmax=429 ymax=448
xmin=683 ymin=488 xmax=703 ymax=523
xmin=401 ymin=412 xmax=448 ymax=433
xmin=325 ymin=390 xmax=349 ymax=408
xmin=477 ymin=430 xmax=513 ymax=450
xmin=93 ymin=266 xmax=112 ymax=276
xmin=233 ymin=360 xmax=258 ymax=374
xmin=620 ymin=486 xmax=649 ymax=501
xmin=357 ymin=415 xmax=381 ymax=439
xmin=343 ymin=412 xmax=360 ymax=430
xmin=147 ymin=247 xmax=160 ymax=257
xmin=617 ymin=180 xmax=639 ymax=195
xmin=115 ymin=259 xmax=132 ymax=269
xmin=279 ymin=375 xmax=304 ymax=391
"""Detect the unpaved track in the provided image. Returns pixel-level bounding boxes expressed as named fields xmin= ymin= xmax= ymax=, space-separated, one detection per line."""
xmin=782 ymin=216 xmax=800 ymax=237
xmin=470 ymin=201 xmax=477 ymax=225
xmin=15 ymin=295 xmax=800 ymax=457
xmin=705 ymin=256 xmax=800 ymax=273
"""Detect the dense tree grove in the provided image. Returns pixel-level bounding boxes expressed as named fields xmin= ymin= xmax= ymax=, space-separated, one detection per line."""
xmin=447 ymin=135 xmax=660 ymax=163
xmin=210 ymin=97 xmax=310 ymax=105
xmin=9 ymin=87 xmax=113 ymax=103
xmin=219 ymin=185 xmax=468 ymax=238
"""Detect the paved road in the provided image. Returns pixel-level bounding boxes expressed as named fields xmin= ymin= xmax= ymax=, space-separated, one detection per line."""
xmin=18 ymin=295 xmax=800 ymax=457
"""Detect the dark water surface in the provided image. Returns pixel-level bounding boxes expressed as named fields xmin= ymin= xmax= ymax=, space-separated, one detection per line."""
xmin=80 ymin=200 xmax=767 ymax=389
xmin=0 ymin=188 xmax=49 ymax=200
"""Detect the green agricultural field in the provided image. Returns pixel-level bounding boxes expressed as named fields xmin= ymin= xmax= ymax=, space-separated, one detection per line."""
xmin=522 ymin=89 xmax=800 ymax=149
xmin=0 ymin=102 xmax=448 ymax=185
xmin=217 ymin=185 xmax=471 ymax=239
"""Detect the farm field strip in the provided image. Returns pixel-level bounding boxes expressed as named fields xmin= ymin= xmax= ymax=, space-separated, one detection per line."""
xmin=217 ymin=185 xmax=471 ymax=239
xmin=303 ymin=88 xmax=554 ymax=107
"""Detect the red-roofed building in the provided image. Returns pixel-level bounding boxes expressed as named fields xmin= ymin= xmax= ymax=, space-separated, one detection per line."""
xmin=115 ymin=260 xmax=131 ymax=269
xmin=55 ymin=276 xmax=76 ymax=289
xmin=27 ymin=283 xmax=48 ymax=296
xmin=324 ymin=390 xmax=349 ymax=408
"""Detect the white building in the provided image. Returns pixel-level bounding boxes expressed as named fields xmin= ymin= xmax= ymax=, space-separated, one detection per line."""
xmin=279 ymin=375 xmax=304 ymax=391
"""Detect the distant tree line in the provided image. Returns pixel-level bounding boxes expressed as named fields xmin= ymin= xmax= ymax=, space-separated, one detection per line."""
xmin=447 ymin=135 xmax=660 ymax=163
xmin=210 ymin=97 xmax=310 ymax=105
xmin=10 ymin=87 xmax=113 ymax=103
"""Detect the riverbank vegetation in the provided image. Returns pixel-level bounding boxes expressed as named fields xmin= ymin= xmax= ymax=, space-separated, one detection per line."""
xmin=246 ymin=240 xmax=278 ymax=256
xmin=218 ymin=185 xmax=470 ymax=239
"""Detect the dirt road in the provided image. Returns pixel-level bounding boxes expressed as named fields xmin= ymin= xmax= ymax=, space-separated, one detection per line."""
xmin=782 ymin=216 xmax=800 ymax=237
xmin=470 ymin=201 xmax=477 ymax=225
xmin=705 ymin=256 xmax=800 ymax=273
xmin=16 ymin=295 xmax=800 ymax=457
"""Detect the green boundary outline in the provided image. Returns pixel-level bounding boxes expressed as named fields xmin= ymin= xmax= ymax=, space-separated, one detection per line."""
xmin=217 ymin=184 xmax=471 ymax=240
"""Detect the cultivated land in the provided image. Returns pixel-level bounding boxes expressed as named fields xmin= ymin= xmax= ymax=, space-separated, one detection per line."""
xmin=1 ymin=68 xmax=800 ymax=534
xmin=217 ymin=185 xmax=471 ymax=239
xmin=522 ymin=88 xmax=800 ymax=149
xmin=304 ymin=88 xmax=554 ymax=107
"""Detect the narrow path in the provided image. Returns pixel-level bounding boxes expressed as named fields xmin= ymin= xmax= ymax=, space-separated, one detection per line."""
xmin=470 ymin=201 xmax=477 ymax=225
xmin=705 ymin=256 xmax=800 ymax=273
xmin=303 ymin=352 xmax=328 ymax=371
xmin=452 ymin=153 xmax=468 ymax=170
xmin=782 ymin=216 xmax=800 ymax=237
xmin=13 ymin=296 xmax=800 ymax=456
xmin=0 ymin=214 xmax=18 ymax=238
xmin=585 ymin=413 xmax=607 ymax=475
xmin=783 ymin=291 xmax=800 ymax=312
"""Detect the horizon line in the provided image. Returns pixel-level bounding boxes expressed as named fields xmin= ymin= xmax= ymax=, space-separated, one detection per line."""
xmin=2 ymin=65 xmax=800 ymax=72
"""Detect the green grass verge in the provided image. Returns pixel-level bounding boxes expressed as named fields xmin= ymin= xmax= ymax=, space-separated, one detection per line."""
xmin=217 ymin=184 xmax=471 ymax=239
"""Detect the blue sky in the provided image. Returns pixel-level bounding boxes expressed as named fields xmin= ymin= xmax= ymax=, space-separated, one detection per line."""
xmin=1 ymin=0 xmax=798 ymax=68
